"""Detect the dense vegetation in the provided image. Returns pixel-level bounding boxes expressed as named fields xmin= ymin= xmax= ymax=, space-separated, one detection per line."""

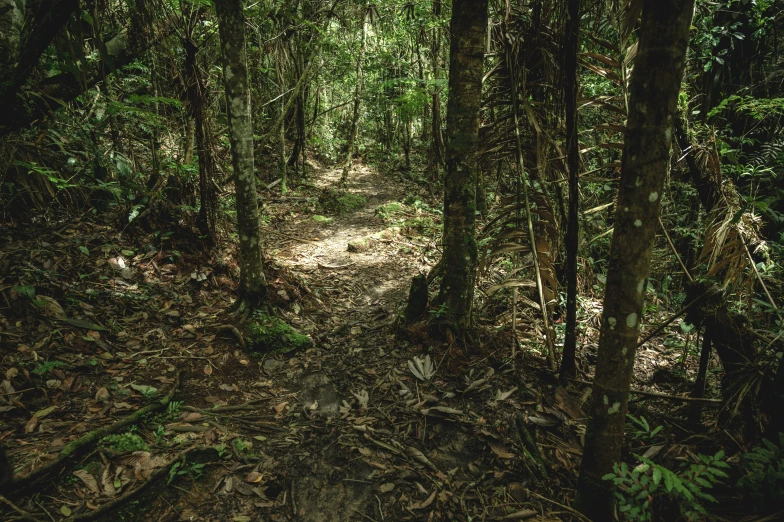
xmin=1 ymin=0 xmax=783 ymax=520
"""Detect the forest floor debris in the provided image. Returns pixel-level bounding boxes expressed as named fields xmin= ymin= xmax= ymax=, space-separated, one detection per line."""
xmin=0 ymin=161 xmax=729 ymax=521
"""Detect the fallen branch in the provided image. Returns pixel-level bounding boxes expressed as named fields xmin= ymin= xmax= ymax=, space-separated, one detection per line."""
xmin=11 ymin=372 xmax=182 ymax=495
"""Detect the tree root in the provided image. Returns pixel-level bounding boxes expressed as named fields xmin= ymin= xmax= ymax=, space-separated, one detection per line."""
xmin=0 ymin=494 xmax=41 ymax=521
xmin=215 ymin=324 xmax=246 ymax=350
xmin=64 ymin=445 xmax=214 ymax=522
xmin=10 ymin=371 xmax=182 ymax=496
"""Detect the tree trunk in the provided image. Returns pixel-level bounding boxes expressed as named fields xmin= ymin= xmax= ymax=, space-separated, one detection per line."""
xmin=342 ymin=9 xmax=368 ymax=183
xmin=437 ymin=0 xmax=488 ymax=334
xmin=428 ymin=0 xmax=445 ymax=179
xmin=276 ymin=48 xmax=288 ymax=193
xmin=575 ymin=1 xmax=694 ymax=519
xmin=214 ymin=0 xmax=268 ymax=307
xmin=183 ymin=37 xmax=216 ymax=241
xmin=560 ymin=0 xmax=581 ymax=383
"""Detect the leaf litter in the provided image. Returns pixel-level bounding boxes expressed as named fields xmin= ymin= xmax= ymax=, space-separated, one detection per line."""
xmin=0 ymin=161 xmax=702 ymax=522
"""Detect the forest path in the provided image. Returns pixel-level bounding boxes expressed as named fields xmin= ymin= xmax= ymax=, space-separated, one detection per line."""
xmin=0 ymin=162 xmax=576 ymax=522
xmin=267 ymin=163 xmax=434 ymax=336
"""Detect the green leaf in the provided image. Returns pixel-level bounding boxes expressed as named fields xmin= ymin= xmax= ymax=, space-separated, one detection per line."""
xmin=79 ymin=246 xmax=90 ymax=256
xmin=652 ymin=467 xmax=662 ymax=485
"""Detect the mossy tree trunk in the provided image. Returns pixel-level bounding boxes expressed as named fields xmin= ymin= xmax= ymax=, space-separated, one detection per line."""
xmin=437 ymin=0 xmax=488 ymax=334
xmin=214 ymin=0 xmax=268 ymax=307
xmin=575 ymin=0 xmax=694 ymax=519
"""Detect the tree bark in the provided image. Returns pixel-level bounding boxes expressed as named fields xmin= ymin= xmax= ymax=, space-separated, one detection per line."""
xmin=575 ymin=1 xmax=694 ymax=519
xmin=437 ymin=0 xmax=488 ymax=334
xmin=183 ymin=36 xmax=217 ymax=241
xmin=342 ymin=8 xmax=369 ymax=183
xmin=560 ymin=0 xmax=581 ymax=383
xmin=214 ymin=0 xmax=268 ymax=307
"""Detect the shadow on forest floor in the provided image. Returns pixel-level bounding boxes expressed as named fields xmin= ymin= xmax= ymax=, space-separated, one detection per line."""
xmin=0 ymin=159 xmax=720 ymax=522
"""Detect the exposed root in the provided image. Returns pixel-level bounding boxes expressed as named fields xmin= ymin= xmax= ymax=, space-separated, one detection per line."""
xmin=215 ymin=323 xmax=247 ymax=350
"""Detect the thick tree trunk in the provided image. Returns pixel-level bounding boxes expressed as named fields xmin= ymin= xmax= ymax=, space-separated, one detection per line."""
xmin=214 ymin=0 xmax=268 ymax=307
xmin=342 ymin=9 xmax=368 ymax=183
xmin=575 ymin=1 xmax=694 ymax=519
xmin=560 ymin=0 xmax=581 ymax=383
xmin=437 ymin=0 xmax=488 ymax=334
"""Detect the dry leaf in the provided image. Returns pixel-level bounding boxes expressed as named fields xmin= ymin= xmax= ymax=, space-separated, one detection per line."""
xmin=73 ymin=469 xmax=101 ymax=494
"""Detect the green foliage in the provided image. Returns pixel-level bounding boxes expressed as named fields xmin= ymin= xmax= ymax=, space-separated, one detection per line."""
xmin=602 ymin=451 xmax=729 ymax=521
xmin=429 ymin=303 xmax=448 ymax=319
xmin=626 ymin=414 xmax=664 ymax=443
xmin=248 ymin=311 xmax=311 ymax=353
xmin=318 ymin=190 xmax=367 ymax=214
xmin=375 ymin=201 xmax=404 ymax=219
xmin=312 ymin=215 xmax=333 ymax=223
xmin=604 ymin=452 xmax=729 ymax=521
xmin=101 ymin=432 xmax=149 ymax=453
xmin=737 ymin=433 xmax=784 ymax=511
xmin=708 ymin=95 xmax=784 ymax=121
xmin=167 ymin=458 xmax=205 ymax=485
xmin=402 ymin=216 xmax=440 ymax=236
xmin=32 ymin=360 xmax=68 ymax=376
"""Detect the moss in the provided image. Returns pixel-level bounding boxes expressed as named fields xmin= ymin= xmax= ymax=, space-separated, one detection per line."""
xmin=312 ymin=215 xmax=333 ymax=223
xmin=375 ymin=202 xmax=404 ymax=218
xmin=101 ymin=432 xmax=149 ymax=452
xmin=403 ymin=216 xmax=439 ymax=235
xmin=248 ymin=311 xmax=311 ymax=354
xmin=318 ymin=189 xmax=367 ymax=214
xmin=336 ymin=194 xmax=366 ymax=213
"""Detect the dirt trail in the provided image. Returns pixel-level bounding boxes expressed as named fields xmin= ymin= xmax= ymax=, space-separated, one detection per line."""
xmin=269 ymin=164 xmax=431 ymax=332
xmin=0 ymin=162 xmax=576 ymax=522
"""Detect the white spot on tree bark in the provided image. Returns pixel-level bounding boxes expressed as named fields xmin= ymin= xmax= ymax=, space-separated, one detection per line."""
xmin=634 ymin=219 xmax=642 ymax=227
xmin=626 ymin=313 xmax=637 ymax=328
xmin=649 ymin=191 xmax=659 ymax=202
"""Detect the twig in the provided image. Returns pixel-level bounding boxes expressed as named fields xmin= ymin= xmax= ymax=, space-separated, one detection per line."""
xmin=525 ymin=490 xmax=593 ymax=522
xmin=658 ymin=216 xmax=693 ymax=282
xmin=0 ymin=494 xmax=42 ymax=521
xmin=569 ymin=378 xmax=721 ymax=405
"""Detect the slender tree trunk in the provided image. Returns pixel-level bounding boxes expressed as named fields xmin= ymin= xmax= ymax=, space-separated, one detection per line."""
xmin=428 ymin=0 xmax=445 ymax=179
xmin=183 ymin=117 xmax=195 ymax=164
xmin=214 ymin=0 xmax=268 ymax=307
xmin=184 ymin=37 xmax=217 ymax=241
xmin=276 ymin=49 xmax=287 ymax=193
xmin=437 ymin=0 xmax=488 ymax=335
xmin=560 ymin=0 xmax=581 ymax=383
xmin=575 ymin=1 xmax=694 ymax=519
xmin=342 ymin=9 xmax=368 ymax=183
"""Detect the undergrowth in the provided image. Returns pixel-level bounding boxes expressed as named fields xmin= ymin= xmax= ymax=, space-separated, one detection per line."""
xmin=248 ymin=311 xmax=311 ymax=353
